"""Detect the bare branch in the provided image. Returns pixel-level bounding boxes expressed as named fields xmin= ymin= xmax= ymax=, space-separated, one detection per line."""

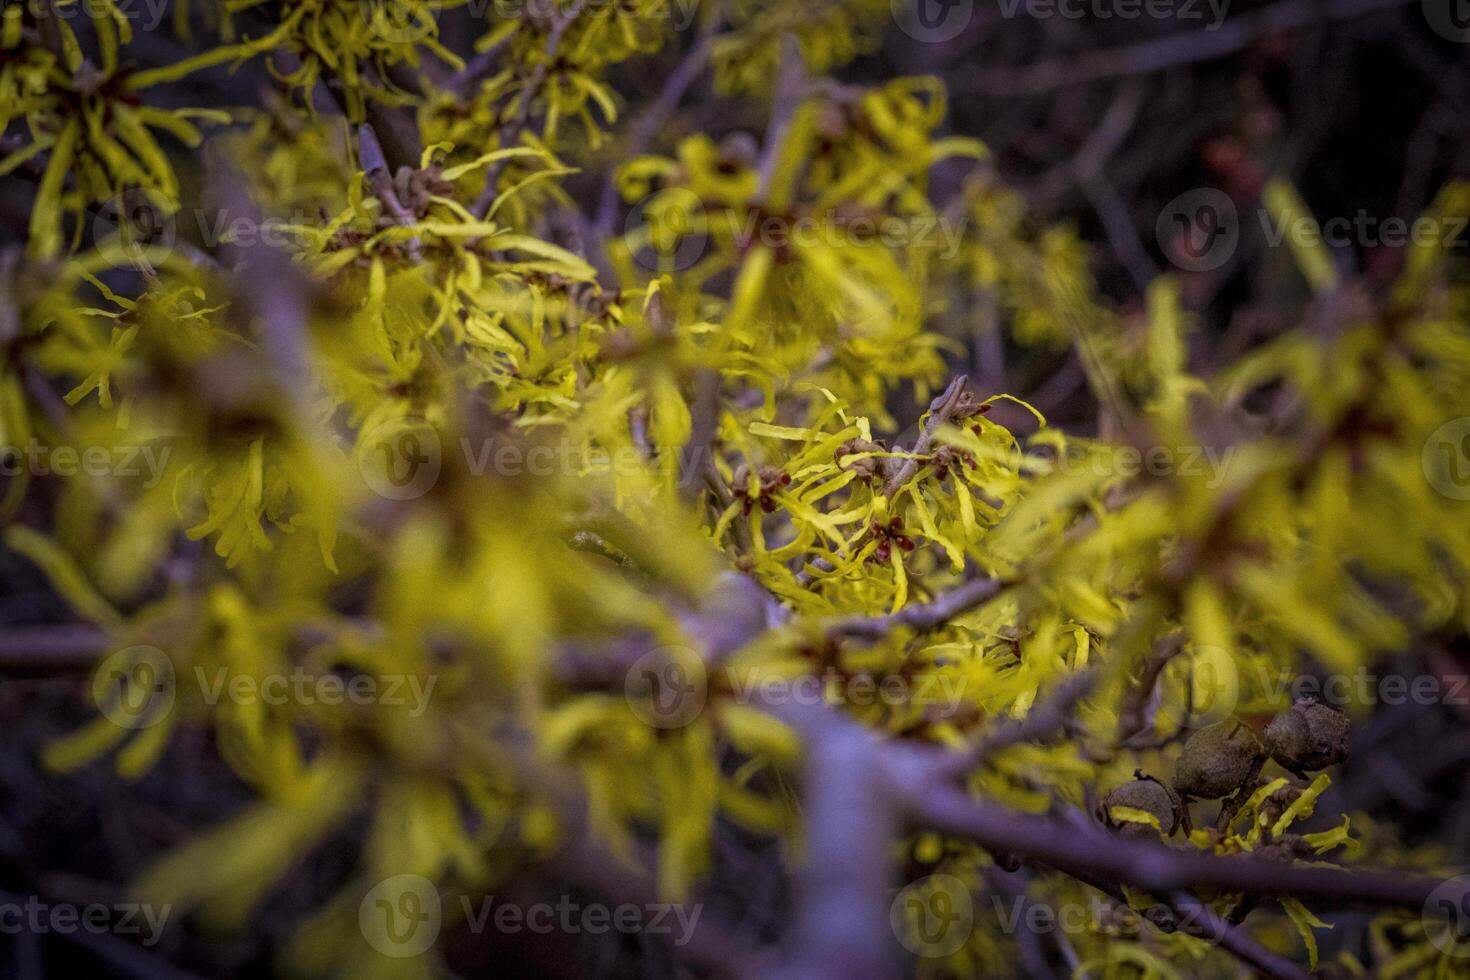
xmin=0 ymin=625 xmax=109 ymax=672
xmin=445 ymin=29 xmax=517 ymax=100
xmin=359 ymin=123 xmax=422 ymax=261
xmin=961 ymin=0 xmax=1416 ymax=97
xmin=754 ymin=34 xmax=806 ymax=203
xmin=823 ymin=575 xmax=1005 ymax=642
xmin=906 ymin=779 xmax=1456 ymax=912
xmin=1170 ymin=892 xmax=1312 ymax=980
xmin=592 ymin=27 xmax=718 ymax=242
xmin=880 ymin=374 xmax=972 ymax=500
xmin=470 ymin=3 xmax=584 ymax=220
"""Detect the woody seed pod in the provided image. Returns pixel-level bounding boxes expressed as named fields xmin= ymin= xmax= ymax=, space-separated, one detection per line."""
xmin=1173 ymin=721 xmax=1263 ymax=799
xmin=1097 ymin=773 xmax=1183 ymax=838
xmin=1264 ymin=697 xmax=1349 ymax=774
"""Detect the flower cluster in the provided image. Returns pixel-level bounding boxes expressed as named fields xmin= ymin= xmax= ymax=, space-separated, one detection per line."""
xmin=1 ymin=3 xmax=1468 ymax=978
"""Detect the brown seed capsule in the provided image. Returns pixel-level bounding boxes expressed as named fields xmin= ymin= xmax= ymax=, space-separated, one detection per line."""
xmin=1173 ymin=721 xmax=1263 ymax=799
xmin=834 ymin=437 xmax=887 ymax=482
xmin=1264 ymin=697 xmax=1349 ymax=774
xmin=1097 ymin=773 xmax=1183 ymax=838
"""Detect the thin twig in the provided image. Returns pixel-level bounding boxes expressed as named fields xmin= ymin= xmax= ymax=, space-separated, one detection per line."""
xmin=754 ymin=33 xmax=806 ymax=203
xmin=359 ymin=123 xmax=422 ymax=261
xmin=679 ymin=367 xmax=722 ymax=503
xmin=943 ymin=667 xmax=1100 ymax=776
xmin=796 ymin=376 xmax=973 ymax=586
xmin=823 ymin=575 xmax=1005 ymax=642
xmin=445 ymin=29 xmax=517 ymax=100
xmin=204 ymin=155 xmax=317 ymax=419
xmin=591 ymin=26 xmax=718 ymax=242
xmin=1116 ymin=633 xmax=1187 ymax=746
xmin=907 ymin=779 xmax=1456 ymax=911
xmin=1170 ymin=892 xmax=1312 ymax=980
xmin=470 ymin=3 xmax=584 ymax=220
xmin=961 ymin=0 xmax=1416 ymax=97
xmin=880 ymin=375 xmax=971 ymax=499
xmin=0 ymin=625 xmax=109 ymax=671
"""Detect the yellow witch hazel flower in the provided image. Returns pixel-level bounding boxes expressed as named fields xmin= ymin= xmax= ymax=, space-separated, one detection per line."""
xmin=23 ymin=248 xmax=348 ymax=575
xmin=216 ymin=0 xmax=468 ymax=120
xmin=1 ymin=6 xmax=233 ymax=260
xmin=613 ymin=77 xmax=983 ymax=421
xmin=468 ymin=0 xmax=672 ymax=85
xmin=174 ymin=433 xmax=341 ymax=571
xmin=216 ymin=100 xmax=354 ymax=216
xmin=946 ymin=172 xmax=1109 ymax=351
xmin=453 ymin=0 xmax=667 ymax=148
xmin=293 ymin=141 xmax=598 ymax=427
xmin=713 ymin=0 xmax=890 ymax=95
